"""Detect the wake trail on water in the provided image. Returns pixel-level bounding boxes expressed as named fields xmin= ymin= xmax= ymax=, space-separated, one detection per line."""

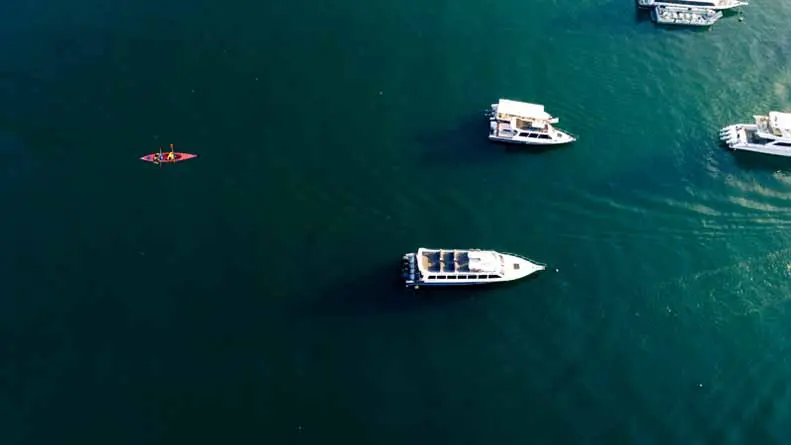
xmin=539 ymin=184 xmax=790 ymax=245
xmin=643 ymin=245 xmax=791 ymax=315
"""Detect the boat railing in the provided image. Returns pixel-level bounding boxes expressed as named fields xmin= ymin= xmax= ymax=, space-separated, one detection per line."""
xmin=556 ymin=127 xmax=578 ymax=139
xmin=501 ymin=251 xmax=547 ymax=268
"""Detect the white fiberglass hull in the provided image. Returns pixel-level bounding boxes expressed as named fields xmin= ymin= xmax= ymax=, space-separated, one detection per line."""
xmin=719 ymin=124 xmax=791 ymax=157
xmin=730 ymin=144 xmax=791 ymax=157
xmin=402 ymin=250 xmax=546 ymax=289
xmin=488 ymin=132 xmax=576 ymax=146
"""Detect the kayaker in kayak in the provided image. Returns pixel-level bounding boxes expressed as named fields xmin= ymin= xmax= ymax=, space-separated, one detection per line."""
xmin=167 ymin=150 xmax=175 ymax=161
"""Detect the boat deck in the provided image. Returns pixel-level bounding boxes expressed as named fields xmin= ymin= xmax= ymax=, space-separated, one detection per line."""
xmin=653 ymin=6 xmax=722 ymax=26
xmin=420 ymin=250 xmax=471 ymax=273
xmin=515 ymin=118 xmax=550 ymax=132
xmin=756 ymin=114 xmax=791 ymax=139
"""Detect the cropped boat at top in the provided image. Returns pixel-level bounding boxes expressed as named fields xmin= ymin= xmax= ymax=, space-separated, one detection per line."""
xmin=637 ymin=0 xmax=747 ymax=11
xmin=651 ymin=5 xmax=723 ymax=26
xmin=401 ymin=248 xmax=545 ymax=288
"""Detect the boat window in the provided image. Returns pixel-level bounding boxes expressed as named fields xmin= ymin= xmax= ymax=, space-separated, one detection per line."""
xmin=513 ymin=264 xmax=521 ymax=270
xmin=488 ymin=274 xmax=500 ymax=279
xmin=427 ymin=276 xmax=435 ymax=280
xmin=538 ymin=134 xmax=552 ymax=139
xmin=774 ymin=142 xmax=791 ymax=147
xmin=437 ymin=275 xmax=446 ymax=279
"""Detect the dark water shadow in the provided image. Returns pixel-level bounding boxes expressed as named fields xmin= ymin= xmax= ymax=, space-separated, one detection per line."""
xmin=304 ymin=261 xmax=548 ymax=318
xmin=654 ymin=23 xmax=718 ymax=33
xmin=720 ymin=8 xmax=743 ymax=18
xmin=732 ymin=151 xmax=791 ymax=175
xmin=500 ymin=142 xmax=576 ymax=156
xmin=634 ymin=6 xmax=652 ymax=23
xmin=416 ymin=112 xmax=503 ymax=166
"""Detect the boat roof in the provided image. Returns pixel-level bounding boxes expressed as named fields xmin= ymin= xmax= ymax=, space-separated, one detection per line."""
xmin=415 ymin=248 xmax=502 ymax=274
xmin=497 ymin=99 xmax=551 ymax=120
xmin=468 ymin=251 xmax=500 ymax=273
xmin=770 ymin=112 xmax=791 ymax=134
xmin=755 ymin=112 xmax=791 ymax=139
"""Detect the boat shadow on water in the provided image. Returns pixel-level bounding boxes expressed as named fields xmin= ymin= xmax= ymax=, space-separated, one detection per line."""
xmin=416 ymin=113 xmax=504 ymax=166
xmin=731 ymin=151 xmax=791 ymax=176
xmin=653 ymin=23 xmax=719 ymax=33
xmin=305 ymin=262 xmax=543 ymax=318
xmin=499 ymin=142 xmax=572 ymax=156
xmin=634 ymin=7 xmax=653 ymax=23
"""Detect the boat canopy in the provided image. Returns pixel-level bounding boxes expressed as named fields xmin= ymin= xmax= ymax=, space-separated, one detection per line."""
xmin=769 ymin=112 xmax=791 ymax=137
xmin=469 ymin=251 xmax=499 ymax=273
xmin=497 ymin=99 xmax=552 ymax=121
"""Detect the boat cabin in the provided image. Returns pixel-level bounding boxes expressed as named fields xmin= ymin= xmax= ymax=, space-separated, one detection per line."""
xmin=755 ymin=112 xmax=791 ymax=140
xmin=418 ymin=249 xmax=504 ymax=281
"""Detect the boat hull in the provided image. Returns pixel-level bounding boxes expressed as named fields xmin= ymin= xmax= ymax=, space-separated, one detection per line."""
xmin=488 ymin=135 xmax=576 ymax=146
xmin=719 ymin=124 xmax=791 ymax=157
xmin=729 ymin=145 xmax=791 ymax=157
xmin=402 ymin=249 xmax=546 ymax=289
xmin=140 ymin=152 xmax=198 ymax=163
xmin=651 ymin=6 xmax=722 ymax=26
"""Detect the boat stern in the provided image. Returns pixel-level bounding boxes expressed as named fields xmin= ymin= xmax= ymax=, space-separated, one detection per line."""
xmin=719 ymin=124 xmax=747 ymax=149
xmin=402 ymin=253 xmax=418 ymax=287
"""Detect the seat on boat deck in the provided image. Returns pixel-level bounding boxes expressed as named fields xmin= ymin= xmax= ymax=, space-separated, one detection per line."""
xmin=423 ymin=252 xmax=441 ymax=272
xmin=455 ymin=252 xmax=470 ymax=272
xmin=442 ymin=252 xmax=456 ymax=272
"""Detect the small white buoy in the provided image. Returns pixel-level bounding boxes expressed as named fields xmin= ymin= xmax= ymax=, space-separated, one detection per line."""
xmin=698 ymin=383 xmax=703 ymax=388
xmin=378 ymin=91 xmax=383 ymax=95
xmin=555 ymin=268 xmax=559 ymax=272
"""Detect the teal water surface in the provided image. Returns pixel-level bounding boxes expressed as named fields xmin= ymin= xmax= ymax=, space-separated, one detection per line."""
xmin=2 ymin=0 xmax=791 ymax=443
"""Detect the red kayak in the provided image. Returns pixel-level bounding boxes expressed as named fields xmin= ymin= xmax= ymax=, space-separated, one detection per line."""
xmin=140 ymin=152 xmax=197 ymax=163
xmin=141 ymin=144 xmax=197 ymax=164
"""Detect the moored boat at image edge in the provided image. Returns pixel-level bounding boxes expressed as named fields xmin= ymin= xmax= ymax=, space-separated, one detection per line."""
xmin=720 ymin=111 xmax=791 ymax=157
xmin=636 ymin=0 xmax=748 ymax=11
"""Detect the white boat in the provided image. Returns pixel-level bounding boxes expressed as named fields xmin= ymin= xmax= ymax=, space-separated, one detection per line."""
xmin=637 ymin=0 xmax=747 ymax=11
xmin=652 ymin=5 xmax=723 ymax=26
xmin=720 ymin=112 xmax=791 ymax=157
xmin=488 ymin=99 xmax=576 ymax=146
xmin=401 ymin=248 xmax=545 ymax=289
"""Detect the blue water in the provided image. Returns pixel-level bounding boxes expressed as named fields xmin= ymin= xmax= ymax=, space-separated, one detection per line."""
xmin=2 ymin=0 xmax=791 ymax=443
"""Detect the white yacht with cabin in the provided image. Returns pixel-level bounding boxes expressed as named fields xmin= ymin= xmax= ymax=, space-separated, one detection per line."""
xmin=488 ymin=99 xmax=576 ymax=146
xmin=401 ymin=248 xmax=546 ymax=289
xmin=637 ymin=0 xmax=747 ymax=11
xmin=652 ymin=5 xmax=723 ymax=26
xmin=720 ymin=111 xmax=791 ymax=157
